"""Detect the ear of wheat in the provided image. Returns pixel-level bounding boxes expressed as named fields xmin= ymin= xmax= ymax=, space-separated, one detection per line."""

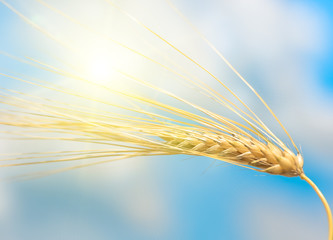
xmin=0 ymin=0 xmax=331 ymax=239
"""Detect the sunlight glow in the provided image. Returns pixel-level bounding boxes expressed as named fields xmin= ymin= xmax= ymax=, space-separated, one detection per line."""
xmin=87 ymin=50 xmax=115 ymax=83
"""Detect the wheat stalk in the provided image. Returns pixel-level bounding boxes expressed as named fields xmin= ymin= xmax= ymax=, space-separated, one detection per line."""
xmin=0 ymin=0 xmax=331 ymax=239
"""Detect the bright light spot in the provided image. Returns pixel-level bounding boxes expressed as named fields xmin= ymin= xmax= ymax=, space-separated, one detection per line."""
xmin=87 ymin=48 xmax=115 ymax=84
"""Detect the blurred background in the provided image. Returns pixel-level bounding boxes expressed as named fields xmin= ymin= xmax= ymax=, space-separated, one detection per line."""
xmin=0 ymin=0 xmax=332 ymax=239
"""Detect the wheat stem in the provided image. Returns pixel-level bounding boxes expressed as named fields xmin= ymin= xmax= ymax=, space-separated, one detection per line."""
xmin=300 ymin=173 xmax=333 ymax=240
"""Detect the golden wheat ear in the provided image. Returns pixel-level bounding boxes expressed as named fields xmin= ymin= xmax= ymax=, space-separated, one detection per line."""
xmin=0 ymin=0 xmax=332 ymax=239
xmin=164 ymin=1 xmax=333 ymax=238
